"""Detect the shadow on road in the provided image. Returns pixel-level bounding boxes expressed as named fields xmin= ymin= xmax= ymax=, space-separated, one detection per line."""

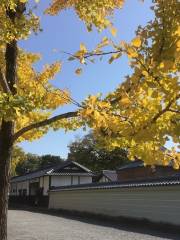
xmin=9 ymin=205 xmax=180 ymax=240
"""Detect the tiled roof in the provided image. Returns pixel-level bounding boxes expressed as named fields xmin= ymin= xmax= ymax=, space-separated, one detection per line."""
xmin=118 ymin=160 xmax=144 ymax=170
xmin=103 ymin=170 xmax=117 ymax=181
xmin=96 ymin=170 xmax=117 ymax=182
xmin=11 ymin=161 xmax=93 ymax=183
xmin=11 ymin=167 xmax=53 ymax=183
xmin=50 ymin=176 xmax=180 ymax=192
xmin=48 ymin=172 xmax=94 ymax=176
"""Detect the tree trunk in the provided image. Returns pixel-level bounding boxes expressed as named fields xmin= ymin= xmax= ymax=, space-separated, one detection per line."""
xmin=0 ymin=121 xmax=14 ymax=240
xmin=0 ymin=32 xmax=17 ymax=239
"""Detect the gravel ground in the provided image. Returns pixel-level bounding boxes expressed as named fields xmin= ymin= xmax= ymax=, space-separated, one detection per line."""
xmin=8 ymin=210 xmax=179 ymax=240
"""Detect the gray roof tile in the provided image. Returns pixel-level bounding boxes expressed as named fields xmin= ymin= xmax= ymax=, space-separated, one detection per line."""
xmin=50 ymin=176 xmax=180 ymax=192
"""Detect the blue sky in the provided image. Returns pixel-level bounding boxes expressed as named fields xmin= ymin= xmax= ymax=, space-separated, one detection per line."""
xmin=19 ymin=0 xmax=154 ymax=158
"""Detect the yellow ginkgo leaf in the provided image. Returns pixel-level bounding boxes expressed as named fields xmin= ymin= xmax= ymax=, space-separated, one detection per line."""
xmin=110 ymin=27 xmax=117 ymax=37
xmin=108 ymin=52 xmax=122 ymax=64
xmin=131 ymin=37 xmax=142 ymax=47
xmin=120 ymin=97 xmax=131 ymax=106
xmin=80 ymin=43 xmax=87 ymax=53
xmin=127 ymin=48 xmax=138 ymax=58
xmin=75 ymin=68 xmax=82 ymax=75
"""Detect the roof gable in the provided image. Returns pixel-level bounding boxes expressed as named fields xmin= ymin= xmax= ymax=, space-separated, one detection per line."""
xmin=49 ymin=161 xmax=92 ymax=174
xmin=96 ymin=170 xmax=117 ymax=182
xmin=102 ymin=170 xmax=117 ymax=181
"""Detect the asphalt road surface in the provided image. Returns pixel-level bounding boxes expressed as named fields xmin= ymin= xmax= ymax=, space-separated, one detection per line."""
xmin=8 ymin=210 xmax=179 ymax=240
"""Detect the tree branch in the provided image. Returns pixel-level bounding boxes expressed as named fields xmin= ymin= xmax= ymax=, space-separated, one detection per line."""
xmin=0 ymin=69 xmax=11 ymax=93
xmin=84 ymin=50 xmax=122 ymax=59
xmin=62 ymin=49 xmax=122 ymax=60
xmin=142 ymin=94 xmax=180 ymax=130
xmin=13 ymin=111 xmax=78 ymax=142
xmin=168 ymin=109 xmax=180 ymax=114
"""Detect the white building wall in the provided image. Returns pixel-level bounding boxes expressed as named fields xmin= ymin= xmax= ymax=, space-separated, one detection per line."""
xmin=72 ymin=176 xmax=78 ymax=185
xmin=40 ymin=177 xmax=44 ymax=188
xmin=43 ymin=176 xmax=49 ymax=195
xmin=51 ymin=176 xmax=92 ymax=187
xmin=49 ymin=185 xmax=180 ymax=226
xmin=80 ymin=176 xmax=92 ymax=184
xmin=51 ymin=176 xmax=71 ymax=187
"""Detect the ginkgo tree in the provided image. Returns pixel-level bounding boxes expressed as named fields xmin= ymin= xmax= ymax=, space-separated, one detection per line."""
xmin=0 ymin=0 xmax=124 ymax=239
xmin=72 ymin=0 xmax=180 ymax=168
xmin=0 ymin=0 xmax=179 ymax=239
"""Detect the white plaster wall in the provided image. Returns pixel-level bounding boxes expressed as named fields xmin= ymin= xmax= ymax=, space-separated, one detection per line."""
xmin=49 ymin=186 xmax=180 ymax=226
xmin=80 ymin=176 xmax=92 ymax=184
xmin=40 ymin=177 xmax=44 ymax=188
xmin=51 ymin=176 xmax=92 ymax=187
xmin=43 ymin=176 xmax=49 ymax=195
xmin=72 ymin=176 xmax=78 ymax=185
xmin=51 ymin=176 xmax=71 ymax=187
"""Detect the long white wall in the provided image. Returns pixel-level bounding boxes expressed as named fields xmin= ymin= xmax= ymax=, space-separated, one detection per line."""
xmin=49 ymin=185 xmax=180 ymax=226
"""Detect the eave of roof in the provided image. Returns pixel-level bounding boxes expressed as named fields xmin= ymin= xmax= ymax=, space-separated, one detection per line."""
xmin=48 ymin=172 xmax=94 ymax=176
xmin=118 ymin=160 xmax=144 ymax=170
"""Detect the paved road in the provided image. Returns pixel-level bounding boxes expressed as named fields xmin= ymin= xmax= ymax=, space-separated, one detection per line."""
xmin=8 ymin=210 xmax=179 ymax=240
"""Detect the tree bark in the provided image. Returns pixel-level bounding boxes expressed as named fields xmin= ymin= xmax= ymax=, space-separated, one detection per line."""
xmin=0 ymin=121 xmax=14 ymax=240
xmin=0 ymin=33 xmax=17 ymax=240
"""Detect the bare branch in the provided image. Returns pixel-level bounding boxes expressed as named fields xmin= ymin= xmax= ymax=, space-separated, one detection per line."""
xmin=0 ymin=69 xmax=11 ymax=93
xmin=13 ymin=111 xmax=78 ymax=142
xmin=84 ymin=50 xmax=122 ymax=59
xmin=62 ymin=49 xmax=123 ymax=60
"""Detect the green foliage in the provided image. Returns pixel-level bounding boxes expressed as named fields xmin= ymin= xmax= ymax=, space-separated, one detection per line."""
xmin=14 ymin=151 xmax=64 ymax=176
xmin=11 ymin=146 xmax=27 ymax=176
xmin=67 ymin=133 xmax=129 ymax=171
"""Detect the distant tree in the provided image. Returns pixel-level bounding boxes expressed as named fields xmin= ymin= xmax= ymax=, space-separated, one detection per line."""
xmin=38 ymin=154 xmax=64 ymax=169
xmin=68 ymin=133 xmax=129 ymax=171
xmin=15 ymin=153 xmax=40 ymax=175
xmin=15 ymin=153 xmax=64 ymax=176
xmin=11 ymin=146 xmax=27 ymax=176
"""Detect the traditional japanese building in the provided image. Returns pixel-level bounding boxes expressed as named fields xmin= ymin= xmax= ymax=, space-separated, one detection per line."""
xmin=9 ymin=161 xmax=94 ymax=206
